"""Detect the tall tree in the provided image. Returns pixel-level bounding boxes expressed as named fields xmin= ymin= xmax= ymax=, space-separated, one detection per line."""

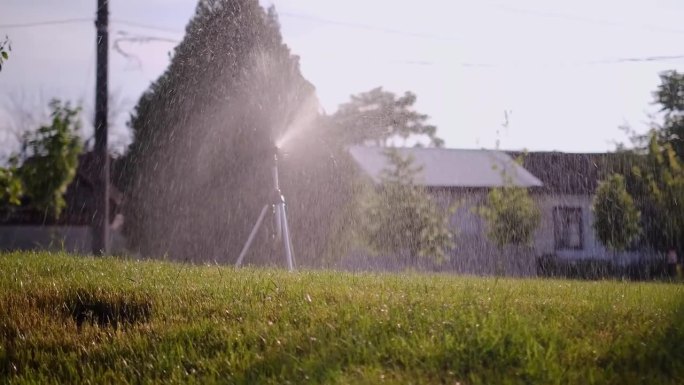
xmin=592 ymin=174 xmax=641 ymax=251
xmin=121 ymin=1 xmax=319 ymax=261
xmin=331 ymin=87 xmax=443 ymax=147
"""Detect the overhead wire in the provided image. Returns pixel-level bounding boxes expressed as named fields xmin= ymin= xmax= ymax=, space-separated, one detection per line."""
xmin=0 ymin=18 xmax=183 ymax=35
xmin=487 ymin=2 xmax=684 ymax=36
xmin=109 ymin=19 xmax=183 ymax=35
xmin=0 ymin=18 xmax=92 ymax=29
xmin=1 ymin=16 xmax=683 ymax=68
xmin=277 ymin=11 xmax=460 ymax=42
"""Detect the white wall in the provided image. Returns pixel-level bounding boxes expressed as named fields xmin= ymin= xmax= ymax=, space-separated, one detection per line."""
xmin=431 ymin=189 xmax=538 ymax=276
xmin=340 ymin=189 xmax=659 ymax=274
xmin=533 ymin=193 xmax=654 ymax=265
xmin=433 ymin=190 xmax=657 ymax=270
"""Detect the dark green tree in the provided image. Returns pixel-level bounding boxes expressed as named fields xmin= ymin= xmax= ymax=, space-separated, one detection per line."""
xmin=592 ymin=173 xmax=641 ymax=251
xmin=362 ymin=149 xmax=455 ymax=265
xmin=331 ymin=87 xmax=443 ymax=147
xmin=121 ymin=1 xmax=319 ymax=261
xmin=17 ymin=100 xmax=83 ymax=217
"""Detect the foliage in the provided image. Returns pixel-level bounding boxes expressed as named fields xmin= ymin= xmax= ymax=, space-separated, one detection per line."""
xmin=0 ymin=159 xmax=23 ymax=206
xmin=17 ymin=100 xmax=83 ymax=217
xmin=616 ymin=70 xmax=684 ymax=153
xmin=477 ymin=154 xmax=540 ymax=249
xmin=479 ymin=185 xmax=540 ymax=248
xmin=313 ymin=86 xmax=448 ymax=264
xmin=0 ymin=36 xmax=9 ymax=72
xmin=592 ymin=173 xmax=641 ymax=251
xmin=629 ymin=134 xmax=684 ymax=252
xmin=616 ymin=71 xmax=684 ymax=253
xmin=362 ymin=149 xmax=455 ymax=264
xmin=122 ymin=1 xmax=318 ymax=260
xmin=331 ymin=87 xmax=444 ymax=147
xmin=2 ymin=252 xmax=684 ymax=384
xmin=654 ymin=70 xmax=684 ymax=157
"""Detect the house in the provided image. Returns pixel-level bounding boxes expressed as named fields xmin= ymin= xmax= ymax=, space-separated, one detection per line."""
xmin=512 ymin=151 xmax=652 ymax=265
xmin=0 ymin=152 xmax=127 ymax=254
xmin=348 ymin=146 xmax=658 ymax=276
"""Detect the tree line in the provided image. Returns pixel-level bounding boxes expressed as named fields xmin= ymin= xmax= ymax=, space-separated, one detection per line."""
xmin=2 ymin=0 xmax=683 ymax=271
xmin=592 ymin=70 xmax=684 ymax=261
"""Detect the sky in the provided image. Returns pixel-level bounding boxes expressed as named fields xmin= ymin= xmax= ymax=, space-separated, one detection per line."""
xmin=1 ymin=0 xmax=683 ymax=155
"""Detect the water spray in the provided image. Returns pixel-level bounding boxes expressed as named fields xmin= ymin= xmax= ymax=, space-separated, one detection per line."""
xmin=235 ymin=144 xmax=296 ymax=271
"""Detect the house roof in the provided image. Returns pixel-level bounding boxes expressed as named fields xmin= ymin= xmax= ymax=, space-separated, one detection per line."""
xmin=509 ymin=151 xmax=633 ymax=195
xmin=349 ymin=146 xmax=543 ymax=188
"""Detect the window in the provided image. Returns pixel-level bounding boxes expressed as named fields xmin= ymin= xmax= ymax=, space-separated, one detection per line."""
xmin=553 ymin=207 xmax=583 ymax=250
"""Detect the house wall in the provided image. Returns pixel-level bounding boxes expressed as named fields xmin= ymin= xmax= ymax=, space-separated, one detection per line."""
xmin=338 ymin=188 xmax=659 ymax=275
xmin=431 ymin=189 xmax=538 ymax=276
xmin=533 ymin=193 xmax=656 ymax=265
xmin=0 ymin=225 xmax=128 ymax=255
xmin=430 ymin=190 xmax=657 ymax=274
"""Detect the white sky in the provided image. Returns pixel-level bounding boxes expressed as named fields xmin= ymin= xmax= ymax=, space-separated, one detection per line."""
xmin=1 ymin=0 xmax=683 ymax=154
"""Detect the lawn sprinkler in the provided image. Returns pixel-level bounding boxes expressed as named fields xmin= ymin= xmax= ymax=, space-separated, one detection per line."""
xmin=235 ymin=144 xmax=296 ymax=271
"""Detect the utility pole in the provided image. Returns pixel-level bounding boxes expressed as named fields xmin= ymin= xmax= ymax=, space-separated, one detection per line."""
xmin=93 ymin=0 xmax=110 ymax=255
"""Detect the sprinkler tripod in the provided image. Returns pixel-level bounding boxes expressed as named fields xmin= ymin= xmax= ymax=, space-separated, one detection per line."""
xmin=235 ymin=146 xmax=296 ymax=271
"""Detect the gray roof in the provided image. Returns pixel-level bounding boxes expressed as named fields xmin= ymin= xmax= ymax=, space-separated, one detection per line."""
xmin=349 ymin=146 xmax=543 ymax=188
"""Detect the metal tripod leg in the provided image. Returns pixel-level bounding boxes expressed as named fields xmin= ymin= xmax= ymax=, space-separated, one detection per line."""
xmin=235 ymin=205 xmax=269 ymax=268
xmin=236 ymin=202 xmax=296 ymax=271
xmin=279 ymin=203 xmax=295 ymax=271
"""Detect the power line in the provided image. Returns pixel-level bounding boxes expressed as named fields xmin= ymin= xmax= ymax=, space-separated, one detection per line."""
xmin=3 ymin=16 xmax=683 ymax=68
xmin=278 ymin=11 xmax=460 ymax=42
xmin=489 ymin=3 xmax=684 ymax=36
xmin=310 ymin=52 xmax=684 ymax=68
xmin=453 ymin=54 xmax=684 ymax=68
xmin=0 ymin=18 xmax=183 ymax=35
xmin=0 ymin=18 xmax=92 ymax=29
xmin=589 ymin=54 xmax=684 ymax=65
xmin=110 ymin=19 xmax=183 ymax=35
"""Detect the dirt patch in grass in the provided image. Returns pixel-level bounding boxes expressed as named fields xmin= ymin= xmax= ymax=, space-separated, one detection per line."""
xmin=62 ymin=289 xmax=152 ymax=329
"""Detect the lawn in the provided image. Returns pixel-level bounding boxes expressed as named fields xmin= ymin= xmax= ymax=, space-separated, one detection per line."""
xmin=1 ymin=252 xmax=682 ymax=384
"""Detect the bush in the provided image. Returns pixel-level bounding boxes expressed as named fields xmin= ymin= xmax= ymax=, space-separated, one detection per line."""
xmin=537 ymin=254 xmax=671 ymax=281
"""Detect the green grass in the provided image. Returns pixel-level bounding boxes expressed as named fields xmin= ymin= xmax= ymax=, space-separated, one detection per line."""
xmin=1 ymin=252 xmax=683 ymax=384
